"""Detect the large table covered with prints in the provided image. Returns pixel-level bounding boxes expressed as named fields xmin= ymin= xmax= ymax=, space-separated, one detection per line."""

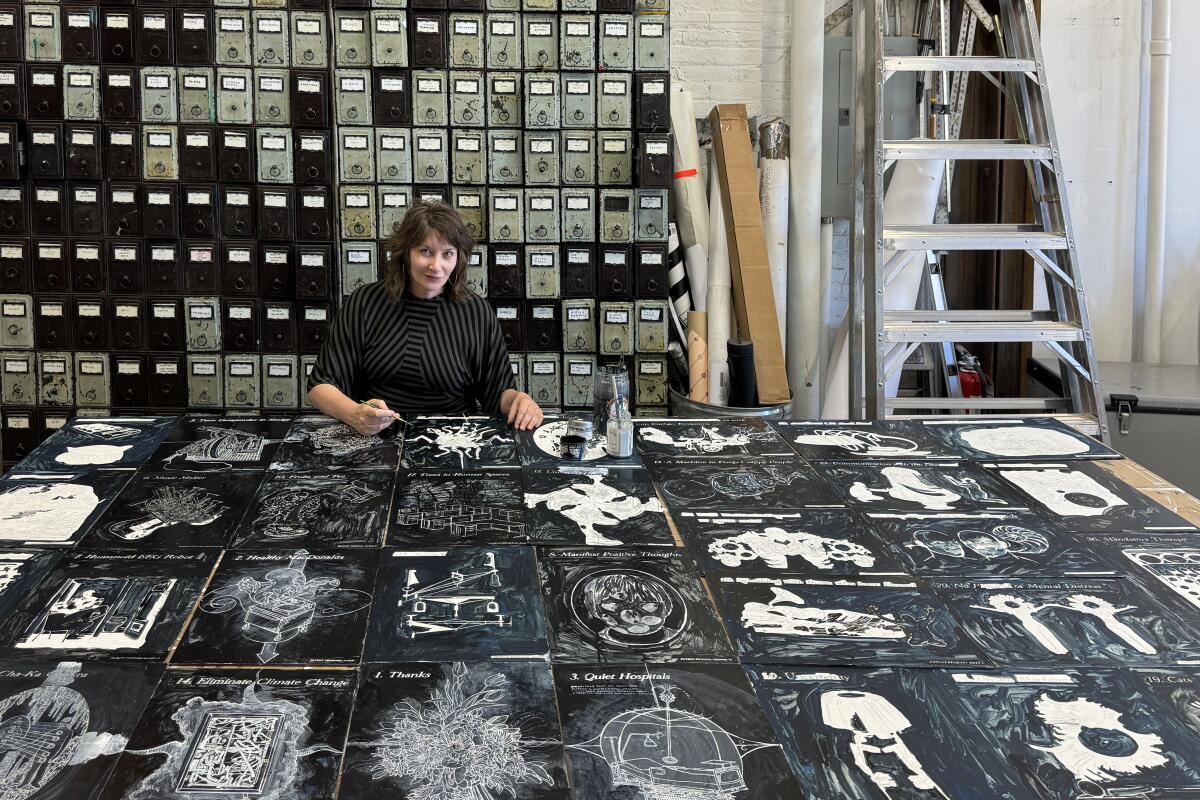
xmin=0 ymin=412 xmax=1197 ymax=799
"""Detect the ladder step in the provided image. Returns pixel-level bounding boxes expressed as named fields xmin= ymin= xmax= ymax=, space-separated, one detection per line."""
xmin=883 ymin=224 xmax=1069 ymax=251
xmin=884 ymin=139 xmax=1052 ymax=161
xmin=889 ymin=411 xmax=1102 ymax=437
xmin=884 ymin=314 xmax=1084 ymax=343
xmin=884 ymin=55 xmax=1037 ymax=73
xmin=886 ymin=397 xmax=1071 ymax=411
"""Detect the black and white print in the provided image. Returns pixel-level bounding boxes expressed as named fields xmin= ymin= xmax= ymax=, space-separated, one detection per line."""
xmin=364 ymin=547 xmax=549 ymax=662
xmin=524 ymin=467 xmax=674 ymax=547
xmin=518 ymin=416 xmax=643 ymax=468
xmin=99 ymin=668 xmax=355 ymax=800
xmin=774 ymin=420 xmax=959 ymax=461
xmin=538 ymin=548 xmax=734 ymax=664
xmin=672 ymin=509 xmax=905 ymax=578
xmin=340 ymin=662 xmax=570 ymax=800
xmin=746 ymin=667 xmax=1035 ymax=800
xmin=165 ymin=415 xmax=295 ymax=443
xmin=934 ymin=578 xmax=1200 ymax=667
xmin=947 ymin=669 xmax=1200 ymax=800
xmin=173 ymin=549 xmax=377 ymax=667
xmin=0 ymin=551 xmax=216 ymax=662
xmin=0 ymin=660 xmax=162 ymax=800
xmin=143 ymin=425 xmax=280 ymax=473
xmin=925 ymin=417 xmax=1122 ymax=461
xmin=19 ymin=417 xmax=178 ymax=471
xmin=231 ymin=471 xmax=393 ymax=549
xmin=983 ymin=460 xmax=1197 ymax=532
xmin=1078 ymin=532 xmax=1200 ymax=618
xmin=812 ymin=460 xmax=1023 ymax=514
xmin=554 ymin=663 xmax=801 ymax=800
xmin=390 ymin=469 xmax=528 ymax=546
xmin=714 ymin=576 xmax=987 ymax=667
xmin=402 ymin=415 xmax=520 ymax=469
xmin=270 ymin=414 xmax=403 ymax=473
xmin=648 ymin=456 xmax=841 ymax=510
xmin=865 ymin=512 xmax=1115 ymax=579
xmin=633 ymin=418 xmax=793 ymax=458
xmin=0 ymin=549 xmax=61 ymax=620
xmin=0 ymin=471 xmax=131 ymax=547
xmin=85 ymin=472 xmax=261 ymax=549
xmin=1139 ymin=669 xmax=1200 ymax=757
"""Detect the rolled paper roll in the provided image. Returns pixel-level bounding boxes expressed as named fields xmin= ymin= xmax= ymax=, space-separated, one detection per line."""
xmin=667 ymin=222 xmax=691 ymax=347
xmin=707 ymin=152 xmax=732 ymax=406
xmin=727 ymin=338 xmax=758 ymax=408
xmin=671 ymin=89 xmax=710 ymax=310
xmin=687 ymin=311 xmax=709 ymax=403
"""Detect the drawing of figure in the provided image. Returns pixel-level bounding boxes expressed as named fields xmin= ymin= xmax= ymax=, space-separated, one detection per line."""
xmin=253 ymin=479 xmax=379 ymax=540
xmin=370 ymin=663 xmax=556 ymax=799
xmin=165 ymin=426 xmax=266 ymax=468
xmin=570 ymin=681 xmax=778 ymax=800
xmin=401 ymin=551 xmax=510 ymax=637
xmin=305 ymin=423 xmax=383 ymax=456
xmin=124 ymin=681 xmax=334 ymax=800
xmin=820 ymin=689 xmax=950 ymax=799
xmin=199 ymin=550 xmax=370 ymax=663
xmin=16 ymin=577 xmax=175 ymax=652
xmin=0 ymin=482 xmax=99 ymax=543
xmin=408 ymin=421 xmax=510 ymax=468
xmin=999 ymin=467 xmax=1127 ymax=518
xmin=741 ymin=587 xmax=907 ymax=639
xmin=524 ymin=471 xmax=663 ymax=545
xmin=793 ymin=429 xmax=925 ymax=457
xmin=708 ymin=527 xmax=875 ymax=571
xmin=0 ymin=662 xmax=91 ymax=800
xmin=971 ymin=592 xmax=1157 ymax=655
xmin=569 ymin=569 xmax=687 ymax=650
xmin=640 ymin=425 xmax=761 ymax=455
xmin=105 ymin=486 xmax=227 ymax=541
xmin=849 ymin=467 xmax=962 ymax=511
xmin=1032 ymin=694 xmax=1167 ymax=785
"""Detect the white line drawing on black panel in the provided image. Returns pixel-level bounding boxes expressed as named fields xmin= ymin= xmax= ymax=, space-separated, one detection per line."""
xmin=16 ymin=577 xmax=175 ymax=651
xmin=533 ymin=421 xmax=608 ymax=461
xmin=369 ymin=662 xmax=555 ymax=799
xmin=524 ymin=471 xmax=664 ymax=546
xmin=200 ymin=550 xmax=370 ymax=663
xmin=1031 ymin=694 xmax=1167 ymax=785
xmin=794 ymin=429 xmax=926 ymax=458
xmin=166 ymin=426 xmax=266 ymax=468
xmin=972 ymin=593 xmax=1157 ymax=655
xmin=1125 ymin=549 xmax=1200 ymax=610
xmin=999 ymin=467 xmax=1126 ymax=517
xmin=106 ymin=486 xmax=227 ymax=541
xmin=742 ymin=587 xmax=907 ymax=639
xmin=640 ymin=425 xmax=766 ymax=455
xmin=0 ymin=483 xmax=99 ymax=543
xmin=397 ymin=505 xmax=526 ymax=539
xmin=253 ymin=479 xmax=378 ymax=540
xmin=125 ymin=681 xmax=338 ymax=800
xmin=409 ymin=421 xmax=509 ymax=468
xmin=959 ymin=426 xmax=1089 ymax=458
xmin=569 ymin=676 xmax=778 ymax=800
xmin=907 ymin=524 xmax=1048 ymax=563
xmin=401 ymin=551 xmax=511 ymax=636
xmin=0 ymin=552 xmax=33 ymax=596
xmin=849 ymin=468 xmax=962 ymax=511
xmin=820 ymin=689 xmax=950 ymax=799
xmin=304 ymin=423 xmax=382 ymax=456
xmin=54 ymin=445 xmax=133 ymax=466
xmin=709 ymin=528 xmax=875 ymax=571
xmin=662 ymin=466 xmax=806 ymax=504
xmin=569 ymin=569 xmax=688 ymax=650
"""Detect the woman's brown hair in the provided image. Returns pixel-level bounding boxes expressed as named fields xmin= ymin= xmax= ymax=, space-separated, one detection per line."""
xmin=384 ymin=200 xmax=476 ymax=303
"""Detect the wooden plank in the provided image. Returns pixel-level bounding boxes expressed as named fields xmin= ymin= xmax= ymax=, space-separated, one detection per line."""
xmin=1098 ymin=459 xmax=1200 ymax=528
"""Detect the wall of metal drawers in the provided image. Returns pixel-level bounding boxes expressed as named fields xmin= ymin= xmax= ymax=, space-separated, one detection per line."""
xmin=0 ymin=0 xmax=671 ymax=469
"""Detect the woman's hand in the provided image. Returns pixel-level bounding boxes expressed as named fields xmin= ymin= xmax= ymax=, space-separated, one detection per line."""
xmin=350 ymin=398 xmax=400 ymax=436
xmin=505 ymin=391 xmax=544 ymax=431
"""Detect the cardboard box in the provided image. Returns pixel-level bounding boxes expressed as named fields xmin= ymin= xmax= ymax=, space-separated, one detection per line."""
xmin=708 ymin=103 xmax=789 ymax=404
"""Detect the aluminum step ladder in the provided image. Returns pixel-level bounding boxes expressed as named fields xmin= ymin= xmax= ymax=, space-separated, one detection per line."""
xmin=851 ymin=0 xmax=1108 ymax=440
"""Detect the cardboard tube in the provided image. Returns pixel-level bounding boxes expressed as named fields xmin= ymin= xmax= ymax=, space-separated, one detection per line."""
xmin=667 ymin=222 xmax=691 ymax=346
xmin=706 ymin=151 xmax=732 ymax=406
xmin=759 ymin=119 xmax=790 ymax=355
xmin=671 ymin=89 xmax=710 ymax=310
xmin=688 ymin=311 xmax=709 ymax=403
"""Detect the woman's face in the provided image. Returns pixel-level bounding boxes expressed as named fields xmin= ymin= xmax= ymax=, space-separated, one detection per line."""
xmin=407 ymin=233 xmax=457 ymax=299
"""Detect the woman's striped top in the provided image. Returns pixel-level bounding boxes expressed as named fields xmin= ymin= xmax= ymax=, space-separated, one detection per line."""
xmin=307 ymin=282 xmax=516 ymax=416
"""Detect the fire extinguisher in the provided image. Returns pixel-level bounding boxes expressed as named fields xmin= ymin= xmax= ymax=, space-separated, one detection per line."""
xmin=955 ymin=347 xmax=990 ymax=400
